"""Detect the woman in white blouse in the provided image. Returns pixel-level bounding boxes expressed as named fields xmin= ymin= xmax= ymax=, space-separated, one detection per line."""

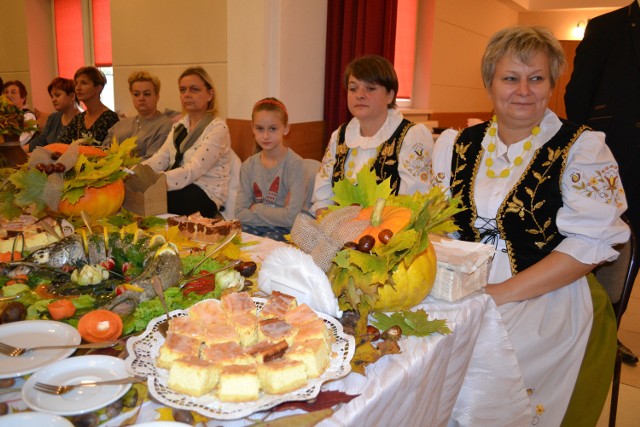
xmin=143 ymin=66 xmax=232 ymax=218
xmin=311 ymin=55 xmax=434 ymax=216
xmin=432 ymin=26 xmax=629 ymax=426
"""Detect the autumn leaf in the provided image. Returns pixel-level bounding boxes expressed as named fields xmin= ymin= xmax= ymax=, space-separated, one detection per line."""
xmin=251 ymin=409 xmax=334 ymax=426
xmin=371 ymin=309 xmax=452 ymax=337
xmin=272 ymin=391 xmax=359 ymax=412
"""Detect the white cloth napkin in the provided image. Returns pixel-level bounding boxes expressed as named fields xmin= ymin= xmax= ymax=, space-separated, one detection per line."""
xmin=257 ymin=246 xmax=342 ymax=318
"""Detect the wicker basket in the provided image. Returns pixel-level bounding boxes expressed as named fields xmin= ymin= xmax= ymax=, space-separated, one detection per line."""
xmin=429 ymin=235 xmax=495 ymax=302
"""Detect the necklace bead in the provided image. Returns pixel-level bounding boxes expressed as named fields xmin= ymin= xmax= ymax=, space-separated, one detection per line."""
xmin=484 ymin=118 xmax=539 ymax=179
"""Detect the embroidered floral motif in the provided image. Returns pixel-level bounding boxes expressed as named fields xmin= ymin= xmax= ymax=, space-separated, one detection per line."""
xmin=503 ymin=146 xmax=563 ymax=250
xmin=571 ymin=165 xmax=625 ymax=208
xmin=403 ymin=142 xmax=431 ymax=182
xmin=536 ymin=404 xmax=545 ymax=415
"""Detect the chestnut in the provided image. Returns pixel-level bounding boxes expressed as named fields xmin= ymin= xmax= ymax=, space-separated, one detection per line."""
xmin=378 ymin=229 xmax=394 ymax=244
xmin=234 ymin=261 xmax=257 ymax=277
xmin=343 ymin=241 xmax=358 ymax=250
xmin=366 ymin=324 xmax=381 ymax=341
xmin=382 ymin=325 xmax=402 ymax=341
xmin=54 ymin=162 xmax=66 ymax=173
xmin=357 ymin=235 xmax=375 ymax=253
xmin=44 ymin=163 xmax=55 ymax=175
xmin=50 ymin=151 xmax=62 ymax=160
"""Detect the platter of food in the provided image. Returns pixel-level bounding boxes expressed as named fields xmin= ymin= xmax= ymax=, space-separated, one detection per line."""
xmin=125 ymin=294 xmax=355 ymax=420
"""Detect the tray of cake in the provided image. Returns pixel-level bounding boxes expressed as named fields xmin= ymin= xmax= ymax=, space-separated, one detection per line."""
xmin=125 ymin=291 xmax=355 ymax=420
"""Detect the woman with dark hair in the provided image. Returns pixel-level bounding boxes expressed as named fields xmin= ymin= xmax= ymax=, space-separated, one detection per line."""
xmin=59 ymin=66 xmax=119 ymax=144
xmin=311 ymin=55 xmax=434 ymax=216
xmin=29 ymin=77 xmax=81 ymax=150
xmin=2 ymin=80 xmax=37 ymax=147
xmin=143 ymin=66 xmax=233 ymax=218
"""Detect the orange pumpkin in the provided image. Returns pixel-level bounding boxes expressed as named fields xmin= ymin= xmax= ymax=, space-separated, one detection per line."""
xmin=44 ymin=143 xmax=106 ymax=158
xmin=355 ymin=199 xmax=412 ymax=246
xmin=58 ymin=179 xmax=125 ymax=219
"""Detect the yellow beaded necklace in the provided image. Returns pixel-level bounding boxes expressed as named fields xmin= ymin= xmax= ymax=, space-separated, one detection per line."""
xmin=485 ymin=117 xmax=540 ymax=179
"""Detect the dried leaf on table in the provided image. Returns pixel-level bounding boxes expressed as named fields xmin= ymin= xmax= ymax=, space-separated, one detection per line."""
xmin=371 ymin=309 xmax=452 ymax=337
xmin=251 ymin=408 xmax=334 ymax=427
xmin=351 ymin=341 xmax=382 ymax=375
xmin=272 ymin=390 xmax=359 ymax=412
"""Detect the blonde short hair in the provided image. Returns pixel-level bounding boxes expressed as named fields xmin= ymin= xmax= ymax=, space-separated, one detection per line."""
xmin=481 ymin=26 xmax=566 ymax=89
xmin=179 ymin=66 xmax=217 ymax=114
xmin=128 ymin=71 xmax=161 ymax=94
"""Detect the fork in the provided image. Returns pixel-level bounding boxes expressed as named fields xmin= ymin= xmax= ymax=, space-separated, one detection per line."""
xmin=34 ymin=375 xmax=145 ymax=395
xmin=0 ymin=340 xmax=119 ymax=357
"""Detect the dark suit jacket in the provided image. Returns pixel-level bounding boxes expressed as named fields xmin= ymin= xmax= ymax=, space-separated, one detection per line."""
xmin=565 ymin=1 xmax=640 ymax=230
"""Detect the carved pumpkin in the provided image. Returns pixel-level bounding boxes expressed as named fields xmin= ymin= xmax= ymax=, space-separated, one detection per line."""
xmin=58 ymin=179 xmax=125 ymax=219
xmin=373 ymin=242 xmax=437 ymax=311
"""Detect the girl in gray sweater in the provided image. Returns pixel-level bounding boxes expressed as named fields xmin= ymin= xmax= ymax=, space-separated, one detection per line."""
xmin=235 ymin=98 xmax=305 ymax=241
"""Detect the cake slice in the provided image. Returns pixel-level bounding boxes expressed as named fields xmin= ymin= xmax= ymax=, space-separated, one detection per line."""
xmin=285 ymin=338 xmax=330 ymax=378
xmin=229 ymin=312 xmax=258 ymax=347
xmin=257 ymin=359 xmax=308 ymax=394
xmin=201 ymin=341 xmax=254 ymax=366
xmin=260 ymin=291 xmax=298 ymax=320
xmin=284 ymin=304 xmax=319 ymax=327
xmin=202 ymin=323 xmax=241 ymax=345
xmin=221 ymin=291 xmax=256 ymax=316
xmin=258 ymin=318 xmax=297 ymax=346
xmin=167 ymin=356 xmax=218 ymax=397
xmin=188 ymin=299 xmax=228 ymax=325
xmin=245 ymin=340 xmax=289 ymax=364
xmin=294 ymin=319 xmax=332 ymax=347
xmin=217 ymin=364 xmax=260 ymax=402
xmin=167 ymin=316 xmax=204 ymax=340
xmin=156 ymin=333 xmax=201 ymax=369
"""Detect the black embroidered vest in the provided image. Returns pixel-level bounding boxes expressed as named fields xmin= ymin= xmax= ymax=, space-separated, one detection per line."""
xmin=450 ymin=120 xmax=588 ymax=274
xmin=331 ymin=118 xmax=414 ymax=195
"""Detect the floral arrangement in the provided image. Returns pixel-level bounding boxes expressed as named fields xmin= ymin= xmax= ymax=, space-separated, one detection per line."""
xmin=0 ymin=94 xmax=37 ymax=139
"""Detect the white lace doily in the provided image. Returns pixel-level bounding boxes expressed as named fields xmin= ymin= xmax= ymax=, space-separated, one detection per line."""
xmin=125 ymin=298 xmax=355 ymax=420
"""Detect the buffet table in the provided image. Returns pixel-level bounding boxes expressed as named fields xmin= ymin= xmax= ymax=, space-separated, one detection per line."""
xmin=1 ymin=234 xmax=532 ymax=426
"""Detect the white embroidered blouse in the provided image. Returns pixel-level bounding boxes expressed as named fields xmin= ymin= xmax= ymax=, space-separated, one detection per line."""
xmin=311 ymin=108 xmax=434 ymax=212
xmin=432 ymin=108 xmax=630 ymax=282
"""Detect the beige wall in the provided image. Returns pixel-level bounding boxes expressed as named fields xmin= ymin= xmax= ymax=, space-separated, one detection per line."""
xmin=0 ymin=0 xmax=33 ymax=106
xmin=518 ymin=8 xmax=618 ymax=40
xmin=110 ymin=0 xmax=229 ymax=118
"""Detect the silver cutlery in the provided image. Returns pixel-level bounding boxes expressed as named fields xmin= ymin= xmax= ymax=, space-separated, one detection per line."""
xmin=33 ymin=375 xmax=144 ymax=395
xmin=0 ymin=340 xmax=118 ymax=357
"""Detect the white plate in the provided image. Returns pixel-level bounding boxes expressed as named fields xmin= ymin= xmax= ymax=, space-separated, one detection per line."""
xmin=126 ymin=297 xmax=355 ymax=420
xmin=0 ymin=412 xmax=73 ymax=426
xmin=0 ymin=320 xmax=81 ymax=379
xmin=21 ymin=355 xmax=132 ymax=415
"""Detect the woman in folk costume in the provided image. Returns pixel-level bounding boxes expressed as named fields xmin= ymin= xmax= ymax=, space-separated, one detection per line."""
xmin=432 ymin=26 xmax=629 ymax=426
xmin=311 ymin=54 xmax=434 ymax=216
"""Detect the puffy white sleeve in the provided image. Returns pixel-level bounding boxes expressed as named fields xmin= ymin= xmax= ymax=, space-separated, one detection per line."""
xmin=397 ymin=124 xmax=434 ymax=195
xmin=310 ymin=129 xmax=339 ymax=213
xmin=555 ymin=130 xmax=630 ymax=264
xmin=430 ymin=128 xmax=459 ymax=197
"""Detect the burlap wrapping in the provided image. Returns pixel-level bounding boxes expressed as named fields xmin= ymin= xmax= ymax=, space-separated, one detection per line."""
xmin=28 ymin=140 xmax=82 ymax=210
xmin=290 ymin=206 xmax=369 ymax=272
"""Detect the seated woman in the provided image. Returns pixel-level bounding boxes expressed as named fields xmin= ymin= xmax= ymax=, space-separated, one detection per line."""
xmin=236 ymin=98 xmax=305 ymax=242
xmin=431 ymin=26 xmax=630 ymax=426
xmin=143 ymin=66 xmax=233 ymax=218
xmin=59 ymin=66 xmax=119 ymax=144
xmin=311 ymin=54 xmax=434 ymax=216
xmin=103 ymin=71 xmax=172 ymax=159
xmin=29 ymin=77 xmax=81 ymax=150
xmin=2 ymin=80 xmax=37 ymax=148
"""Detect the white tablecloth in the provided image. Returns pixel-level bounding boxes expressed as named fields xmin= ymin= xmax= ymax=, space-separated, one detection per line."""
xmin=2 ymin=234 xmax=532 ymax=426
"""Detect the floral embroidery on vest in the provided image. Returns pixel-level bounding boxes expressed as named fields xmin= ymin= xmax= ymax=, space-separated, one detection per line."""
xmin=332 ymin=119 xmax=415 ymax=195
xmin=450 ymin=121 xmax=588 ymax=274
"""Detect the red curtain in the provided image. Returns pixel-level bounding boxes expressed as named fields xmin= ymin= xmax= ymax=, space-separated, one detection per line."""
xmin=92 ymin=0 xmax=113 ymax=67
xmin=54 ymin=0 xmax=85 ymax=78
xmin=323 ymin=0 xmax=398 ymax=142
